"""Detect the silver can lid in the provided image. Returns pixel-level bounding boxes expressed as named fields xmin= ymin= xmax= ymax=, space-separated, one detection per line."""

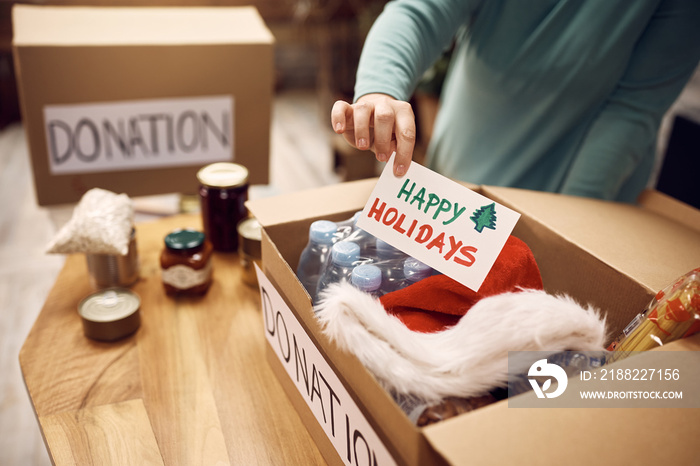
xmin=78 ymin=288 xmax=141 ymax=341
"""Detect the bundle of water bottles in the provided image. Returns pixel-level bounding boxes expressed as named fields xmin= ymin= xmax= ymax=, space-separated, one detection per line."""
xmin=296 ymin=211 xmax=436 ymax=305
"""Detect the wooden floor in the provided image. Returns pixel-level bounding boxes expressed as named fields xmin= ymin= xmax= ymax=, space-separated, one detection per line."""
xmin=0 ymin=89 xmax=347 ymax=466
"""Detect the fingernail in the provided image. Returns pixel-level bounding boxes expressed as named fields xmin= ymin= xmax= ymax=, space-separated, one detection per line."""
xmin=377 ymin=152 xmax=387 ymax=162
xmin=358 ymin=138 xmax=367 ymax=149
xmin=395 ymin=164 xmax=406 ymax=177
xmin=335 ymin=123 xmax=342 ymax=132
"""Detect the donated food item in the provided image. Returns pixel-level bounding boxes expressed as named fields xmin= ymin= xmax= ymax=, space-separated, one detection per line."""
xmin=608 ymin=268 xmax=700 ymax=361
xmin=160 ymin=229 xmax=213 ymax=295
xmin=197 ymin=162 xmax=249 ymax=252
xmin=46 ymin=187 xmax=134 ymax=255
xmin=238 ymin=217 xmax=262 ymax=287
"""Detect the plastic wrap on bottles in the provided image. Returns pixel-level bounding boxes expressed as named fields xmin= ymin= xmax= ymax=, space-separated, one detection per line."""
xmin=392 ymin=391 xmax=498 ymax=426
xmin=508 ymin=351 xmax=607 ymax=397
xmin=296 ymin=220 xmax=338 ymax=297
xmin=314 ymin=241 xmax=362 ymax=304
xmin=608 ymin=267 xmax=700 ymax=362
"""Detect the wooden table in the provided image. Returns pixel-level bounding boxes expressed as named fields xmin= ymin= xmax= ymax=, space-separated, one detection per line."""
xmin=19 ymin=214 xmax=327 ymax=465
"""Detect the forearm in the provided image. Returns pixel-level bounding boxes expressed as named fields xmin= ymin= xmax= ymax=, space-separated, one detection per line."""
xmin=354 ymin=0 xmax=476 ymax=102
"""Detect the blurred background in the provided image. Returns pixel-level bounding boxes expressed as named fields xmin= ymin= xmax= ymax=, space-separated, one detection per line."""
xmin=0 ymin=1 xmax=698 ymax=465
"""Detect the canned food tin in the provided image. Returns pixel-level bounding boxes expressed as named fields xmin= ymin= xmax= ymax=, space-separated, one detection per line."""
xmin=78 ymin=288 xmax=141 ymax=341
xmin=237 ymin=217 xmax=262 ymax=287
xmin=197 ymin=162 xmax=249 ymax=252
xmin=85 ymin=228 xmax=139 ymax=289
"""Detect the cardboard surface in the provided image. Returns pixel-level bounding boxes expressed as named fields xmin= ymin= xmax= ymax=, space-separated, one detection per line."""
xmin=483 ymin=187 xmax=700 ymax=305
xmin=13 ymin=5 xmax=273 ymax=205
xmin=247 ymin=181 xmax=700 ymax=466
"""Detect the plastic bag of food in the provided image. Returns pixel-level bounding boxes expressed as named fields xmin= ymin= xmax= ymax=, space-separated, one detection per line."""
xmin=46 ymin=188 xmax=134 ymax=256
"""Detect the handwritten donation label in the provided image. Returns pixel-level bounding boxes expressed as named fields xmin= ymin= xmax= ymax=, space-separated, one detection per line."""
xmin=357 ymin=154 xmax=520 ymax=292
xmin=255 ymin=265 xmax=396 ymax=466
xmin=44 ymin=95 xmax=234 ymax=175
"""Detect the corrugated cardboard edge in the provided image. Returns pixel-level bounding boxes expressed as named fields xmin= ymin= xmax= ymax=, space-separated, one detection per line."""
xmin=249 ymin=180 xmax=700 ymax=466
xmin=637 ymin=189 xmax=700 ymax=233
xmin=248 ymin=178 xmax=379 ymax=228
xmin=482 ymin=186 xmax=700 ymax=333
xmin=423 ymin=334 xmax=700 ymax=466
xmin=257 ymin=198 xmax=445 ymax=466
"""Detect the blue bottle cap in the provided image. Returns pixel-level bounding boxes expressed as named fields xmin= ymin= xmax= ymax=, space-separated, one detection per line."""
xmin=309 ymin=220 xmax=337 ymax=244
xmin=404 ymin=257 xmax=432 ymax=282
xmin=352 ymin=264 xmax=382 ymax=291
xmin=331 ymin=241 xmax=360 ymax=266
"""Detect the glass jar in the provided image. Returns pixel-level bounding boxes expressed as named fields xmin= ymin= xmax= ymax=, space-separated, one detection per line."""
xmin=160 ymin=229 xmax=213 ymax=295
xmin=197 ymin=162 xmax=249 ymax=252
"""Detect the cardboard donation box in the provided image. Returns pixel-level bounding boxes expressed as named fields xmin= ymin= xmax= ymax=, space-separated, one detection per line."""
xmin=12 ymin=5 xmax=274 ymax=206
xmin=247 ymin=179 xmax=700 ymax=466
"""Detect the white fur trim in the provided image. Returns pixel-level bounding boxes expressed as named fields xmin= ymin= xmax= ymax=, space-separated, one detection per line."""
xmin=315 ymin=282 xmax=607 ymax=402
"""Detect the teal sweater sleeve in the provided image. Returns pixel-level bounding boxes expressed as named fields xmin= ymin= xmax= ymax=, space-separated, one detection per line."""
xmin=354 ymin=0 xmax=700 ymax=202
xmin=354 ymin=0 xmax=479 ymax=102
xmin=561 ymin=0 xmax=700 ymax=201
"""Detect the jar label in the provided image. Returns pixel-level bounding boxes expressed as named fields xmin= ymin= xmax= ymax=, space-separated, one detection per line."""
xmin=162 ymin=262 xmax=212 ymax=289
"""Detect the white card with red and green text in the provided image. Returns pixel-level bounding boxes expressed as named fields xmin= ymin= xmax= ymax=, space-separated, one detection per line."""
xmin=356 ymin=154 xmax=520 ymax=292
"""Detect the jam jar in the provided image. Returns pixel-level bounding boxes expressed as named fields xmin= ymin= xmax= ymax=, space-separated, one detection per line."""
xmin=197 ymin=162 xmax=249 ymax=252
xmin=160 ymin=229 xmax=213 ymax=295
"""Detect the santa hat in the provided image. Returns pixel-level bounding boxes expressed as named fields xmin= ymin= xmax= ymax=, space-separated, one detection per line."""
xmin=379 ymin=235 xmax=545 ymax=333
xmin=315 ymin=236 xmax=607 ymax=402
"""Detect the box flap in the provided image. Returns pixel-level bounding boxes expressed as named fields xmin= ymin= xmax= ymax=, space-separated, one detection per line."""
xmin=12 ymin=5 xmax=274 ymax=46
xmin=482 ymin=186 xmax=700 ymax=295
xmin=637 ymin=189 xmax=700 ymax=233
xmin=247 ymin=178 xmax=378 ymax=228
xmin=422 ymin=334 xmax=700 ymax=465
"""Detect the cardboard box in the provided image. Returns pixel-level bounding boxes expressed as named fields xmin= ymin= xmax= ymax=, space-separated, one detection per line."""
xmin=12 ymin=5 xmax=274 ymax=206
xmin=248 ymin=179 xmax=700 ymax=466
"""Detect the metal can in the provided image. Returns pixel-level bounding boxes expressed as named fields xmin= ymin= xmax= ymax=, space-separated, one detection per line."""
xmin=197 ymin=162 xmax=249 ymax=252
xmin=85 ymin=228 xmax=139 ymax=289
xmin=237 ymin=217 xmax=262 ymax=287
xmin=78 ymin=288 xmax=141 ymax=341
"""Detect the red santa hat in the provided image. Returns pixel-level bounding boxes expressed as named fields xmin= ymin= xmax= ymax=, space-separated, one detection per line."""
xmin=315 ymin=236 xmax=607 ymax=402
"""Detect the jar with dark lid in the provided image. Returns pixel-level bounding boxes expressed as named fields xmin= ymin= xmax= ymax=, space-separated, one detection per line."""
xmin=197 ymin=162 xmax=249 ymax=252
xmin=160 ymin=229 xmax=213 ymax=295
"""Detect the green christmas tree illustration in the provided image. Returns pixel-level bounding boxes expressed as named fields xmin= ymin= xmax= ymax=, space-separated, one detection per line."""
xmin=470 ymin=203 xmax=497 ymax=233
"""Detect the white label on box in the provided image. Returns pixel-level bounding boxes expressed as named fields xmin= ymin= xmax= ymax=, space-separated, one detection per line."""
xmin=255 ymin=265 xmax=397 ymax=466
xmin=44 ymin=95 xmax=234 ymax=174
xmin=357 ymin=153 xmax=520 ymax=292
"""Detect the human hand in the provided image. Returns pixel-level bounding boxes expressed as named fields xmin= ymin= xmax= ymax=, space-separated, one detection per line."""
xmin=331 ymin=93 xmax=416 ymax=177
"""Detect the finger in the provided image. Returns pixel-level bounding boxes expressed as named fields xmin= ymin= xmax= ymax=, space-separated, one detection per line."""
xmin=372 ymin=103 xmax=395 ymax=162
xmin=393 ymin=102 xmax=416 ymax=177
xmin=341 ymin=129 xmax=356 ymax=149
xmin=352 ymin=100 xmax=373 ymax=151
xmin=330 ymin=100 xmax=352 ymax=134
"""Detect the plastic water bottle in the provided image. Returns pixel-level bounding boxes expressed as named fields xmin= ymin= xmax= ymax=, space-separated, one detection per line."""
xmin=296 ymin=220 xmax=338 ymax=297
xmin=335 ymin=211 xmax=363 ymax=242
xmin=351 ymin=264 xmax=382 ymax=298
xmin=376 ymin=239 xmax=408 ymax=295
xmin=398 ymin=257 xmax=433 ymax=289
xmin=345 ymin=227 xmax=376 ymax=258
xmin=376 ymin=238 xmax=405 ymax=260
xmin=314 ymin=241 xmax=361 ymax=304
